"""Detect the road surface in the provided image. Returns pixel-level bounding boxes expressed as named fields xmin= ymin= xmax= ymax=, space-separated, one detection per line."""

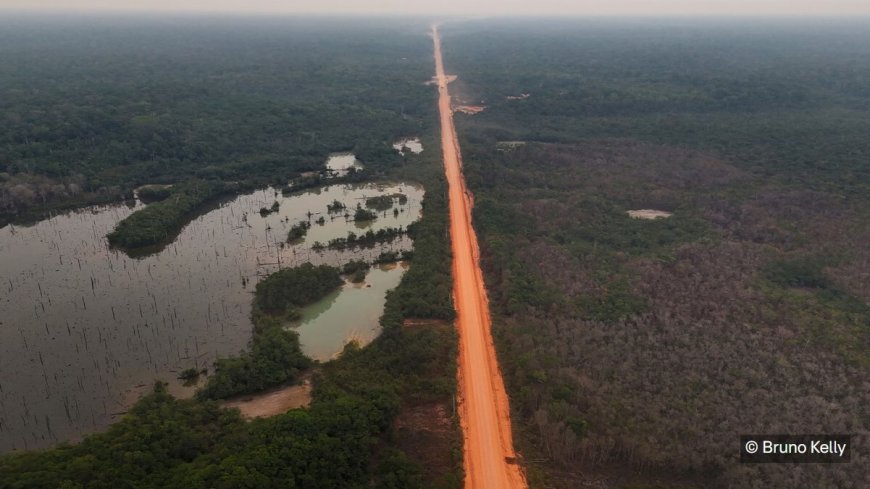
xmin=432 ymin=25 xmax=527 ymax=489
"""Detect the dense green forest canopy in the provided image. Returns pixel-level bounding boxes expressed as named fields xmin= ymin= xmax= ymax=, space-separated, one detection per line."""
xmin=0 ymin=16 xmax=461 ymax=488
xmin=442 ymin=18 xmax=870 ymax=193
xmin=443 ymin=18 xmax=870 ymax=489
xmin=0 ymin=16 xmax=433 ymax=221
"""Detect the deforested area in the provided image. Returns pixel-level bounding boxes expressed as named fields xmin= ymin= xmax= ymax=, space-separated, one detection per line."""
xmin=442 ymin=18 xmax=870 ymax=488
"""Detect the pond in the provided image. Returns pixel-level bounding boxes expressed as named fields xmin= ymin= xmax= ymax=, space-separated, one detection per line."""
xmin=325 ymin=153 xmax=363 ymax=176
xmin=393 ymin=137 xmax=424 ymax=154
xmin=0 ymin=181 xmax=422 ymax=452
xmin=292 ymin=262 xmax=408 ymax=361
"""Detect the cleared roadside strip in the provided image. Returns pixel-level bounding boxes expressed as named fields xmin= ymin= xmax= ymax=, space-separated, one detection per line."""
xmin=431 ymin=24 xmax=527 ymax=489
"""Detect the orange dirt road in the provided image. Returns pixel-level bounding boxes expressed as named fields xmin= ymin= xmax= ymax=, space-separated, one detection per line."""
xmin=432 ymin=25 xmax=527 ymax=489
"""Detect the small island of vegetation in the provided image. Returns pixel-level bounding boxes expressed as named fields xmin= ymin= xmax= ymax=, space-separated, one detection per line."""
xmin=259 ymin=200 xmax=280 ymax=216
xmin=364 ymin=195 xmax=395 ymax=211
xmin=107 ymin=180 xmax=228 ymax=249
xmin=327 ymin=227 xmax=405 ymax=250
xmin=198 ymin=263 xmax=343 ymax=400
xmin=327 ymin=199 xmax=346 ymax=213
xmin=353 ymin=203 xmax=377 ymax=221
xmin=287 ymin=220 xmax=311 ymax=242
xmin=254 ymin=263 xmax=344 ymax=319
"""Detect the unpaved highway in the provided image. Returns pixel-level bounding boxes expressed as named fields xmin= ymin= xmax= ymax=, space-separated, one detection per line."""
xmin=432 ymin=25 xmax=527 ymax=489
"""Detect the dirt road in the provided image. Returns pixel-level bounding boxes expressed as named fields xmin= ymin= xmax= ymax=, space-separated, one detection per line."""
xmin=432 ymin=25 xmax=527 ymax=489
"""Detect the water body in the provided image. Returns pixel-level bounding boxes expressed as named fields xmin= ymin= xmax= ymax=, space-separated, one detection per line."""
xmin=292 ymin=262 xmax=408 ymax=361
xmin=325 ymin=153 xmax=363 ymax=176
xmin=0 ymin=181 xmax=422 ymax=452
xmin=393 ymin=137 xmax=424 ymax=154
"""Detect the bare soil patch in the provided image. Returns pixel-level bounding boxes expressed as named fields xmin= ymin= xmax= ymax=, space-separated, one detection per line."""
xmin=402 ymin=318 xmax=450 ymax=329
xmin=433 ymin=25 xmax=526 ymax=488
xmin=221 ymin=374 xmax=313 ymax=419
xmin=627 ymin=209 xmax=673 ymax=219
xmin=454 ymin=105 xmax=486 ymax=115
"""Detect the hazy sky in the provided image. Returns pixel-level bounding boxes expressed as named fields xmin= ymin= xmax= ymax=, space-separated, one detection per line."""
xmin=3 ymin=0 xmax=870 ymax=16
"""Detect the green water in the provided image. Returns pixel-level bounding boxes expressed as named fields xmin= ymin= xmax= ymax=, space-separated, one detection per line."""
xmin=290 ymin=263 xmax=407 ymax=361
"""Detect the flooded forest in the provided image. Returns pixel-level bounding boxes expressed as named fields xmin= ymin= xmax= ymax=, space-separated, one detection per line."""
xmin=0 ymin=176 xmax=423 ymax=450
xmin=0 ymin=17 xmax=461 ymax=489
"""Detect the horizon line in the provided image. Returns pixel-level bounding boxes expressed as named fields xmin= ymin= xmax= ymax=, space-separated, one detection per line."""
xmin=0 ymin=7 xmax=870 ymax=21
xmin=3 ymin=8 xmax=870 ymax=18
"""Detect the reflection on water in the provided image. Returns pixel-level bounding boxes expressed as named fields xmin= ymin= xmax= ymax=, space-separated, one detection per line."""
xmin=0 ymin=181 xmax=422 ymax=452
xmin=292 ymin=262 xmax=408 ymax=361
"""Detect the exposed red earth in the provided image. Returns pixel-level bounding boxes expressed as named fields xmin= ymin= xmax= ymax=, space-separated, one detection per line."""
xmin=432 ymin=25 xmax=527 ymax=489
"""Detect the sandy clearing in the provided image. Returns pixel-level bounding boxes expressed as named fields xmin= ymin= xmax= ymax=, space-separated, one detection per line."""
xmin=220 ymin=376 xmax=312 ymax=419
xmin=402 ymin=318 xmax=450 ymax=329
xmin=432 ymin=25 xmax=527 ymax=489
xmin=454 ymin=105 xmax=487 ymax=115
xmin=628 ymin=209 xmax=673 ymax=219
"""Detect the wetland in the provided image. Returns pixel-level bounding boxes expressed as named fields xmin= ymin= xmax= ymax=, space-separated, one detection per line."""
xmin=0 ymin=179 xmax=423 ymax=452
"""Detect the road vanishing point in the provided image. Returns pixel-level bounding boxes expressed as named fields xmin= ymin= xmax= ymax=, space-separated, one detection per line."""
xmin=432 ymin=24 xmax=528 ymax=489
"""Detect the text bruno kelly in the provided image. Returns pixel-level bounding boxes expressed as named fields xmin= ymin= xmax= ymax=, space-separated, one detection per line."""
xmin=741 ymin=435 xmax=851 ymax=463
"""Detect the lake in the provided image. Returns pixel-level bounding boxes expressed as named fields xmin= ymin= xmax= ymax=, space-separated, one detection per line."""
xmin=0 ymin=181 xmax=422 ymax=452
xmin=393 ymin=137 xmax=424 ymax=154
